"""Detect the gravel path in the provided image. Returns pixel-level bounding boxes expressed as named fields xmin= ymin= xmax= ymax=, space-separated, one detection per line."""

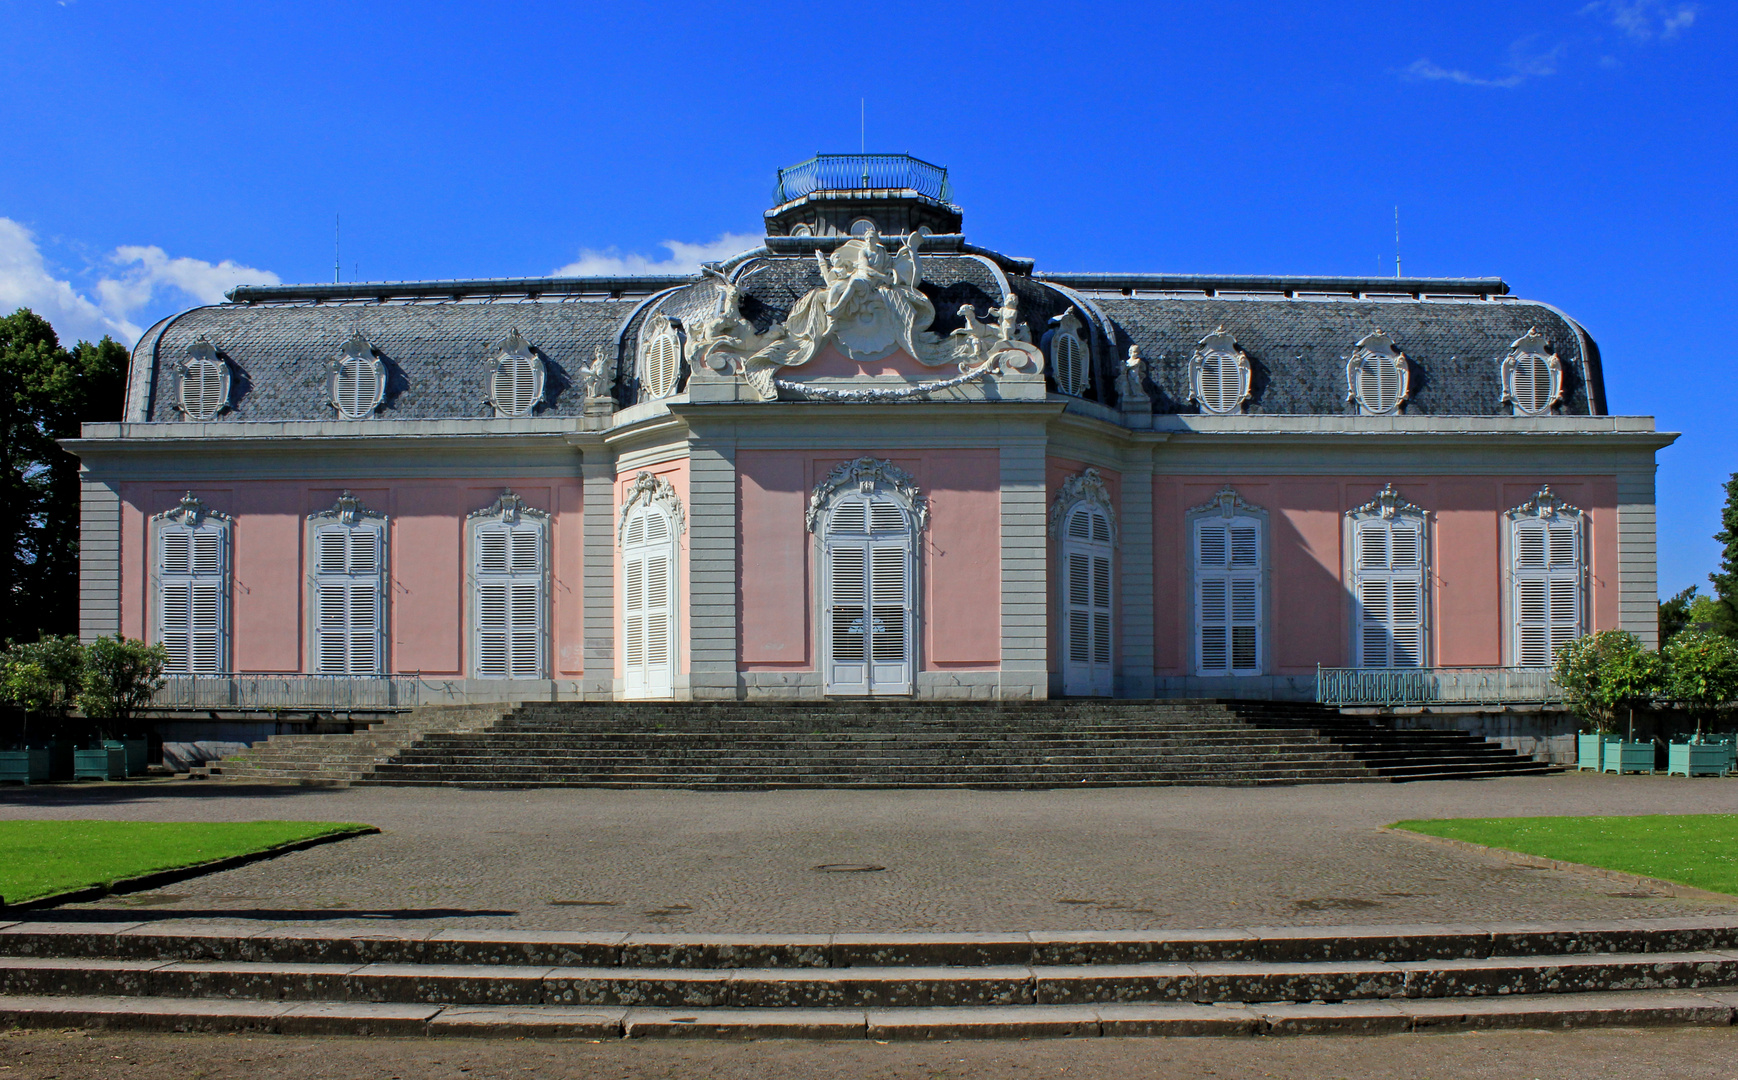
xmin=3 ymin=772 xmax=1735 ymax=934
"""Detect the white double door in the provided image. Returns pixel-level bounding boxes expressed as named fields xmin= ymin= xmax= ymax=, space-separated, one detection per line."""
xmin=622 ymin=507 xmax=676 ymax=698
xmin=822 ymin=494 xmax=914 ymax=696
xmin=1062 ymin=505 xmax=1114 ymax=696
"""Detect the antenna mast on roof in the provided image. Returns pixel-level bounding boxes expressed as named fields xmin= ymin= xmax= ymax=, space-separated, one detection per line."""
xmin=334 ymin=214 xmax=341 ymax=284
xmin=1394 ymin=206 xmax=1401 ymax=278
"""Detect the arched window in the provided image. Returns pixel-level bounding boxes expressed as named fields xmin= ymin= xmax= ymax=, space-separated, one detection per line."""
xmin=308 ymin=493 xmax=387 ymax=675
xmin=153 ymin=494 xmax=230 ymax=674
xmin=808 ymin=458 xmax=925 ymax=698
xmin=1190 ymin=327 xmax=1252 ymax=415
xmin=1348 ymin=486 xmax=1428 ymax=669
xmin=330 ymin=332 xmax=385 ymax=419
xmin=1509 ymin=487 xmax=1584 ymax=667
xmin=1051 ymin=468 xmax=1117 ymax=697
xmin=178 ymin=337 xmax=230 ymax=421
xmin=490 ymin=329 xmax=545 ymax=417
xmin=1503 ymin=328 xmax=1563 ymax=416
xmin=640 ymin=316 xmax=683 ymax=400
xmin=619 ymin=476 xmax=683 ymax=700
xmin=469 ymin=491 xmax=547 ymax=679
xmin=1189 ymin=488 xmax=1264 ymax=677
xmin=1345 ymin=331 xmax=1410 ymax=416
xmin=1047 ymin=309 xmax=1090 ymax=397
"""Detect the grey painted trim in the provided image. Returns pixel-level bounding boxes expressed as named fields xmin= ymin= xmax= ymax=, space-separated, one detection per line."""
xmin=228 ymin=275 xmax=700 ymax=303
xmin=685 ymin=431 xmax=739 ymax=699
xmin=1151 ymin=414 xmax=1668 ymax=437
xmin=1034 ymin=273 xmax=1507 ymax=297
xmin=1115 ymin=450 xmax=1156 ymax=698
xmin=580 ymin=453 xmax=618 ymax=699
xmin=1616 ymin=467 xmax=1660 ymax=648
xmin=1000 ymin=434 xmax=1049 ymax=699
xmin=78 ymin=472 xmax=122 ymax=642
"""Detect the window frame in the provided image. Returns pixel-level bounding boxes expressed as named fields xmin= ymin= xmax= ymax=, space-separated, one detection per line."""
xmin=1189 ymin=327 xmax=1252 ymax=415
xmin=1344 ymin=331 xmax=1411 ymax=417
xmin=150 ymin=493 xmax=231 ymax=675
xmin=1044 ymin=308 xmax=1091 ymax=398
xmin=306 ymin=493 xmax=389 ymax=676
xmin=1344 ymin=485 xmax=1430 ymax=670
xmin=1502 ymin=328 xmax=1564 ymax=417
xmin=1504 ymin=486 xmax=1586 ymax=668
xmin=489 ymin=329 xmax=546 ymax=418
xmin=465 ymin=491 xmax=551 ymax=680
xmin=177 ymin=337 xmax=231 ymax=421
xmin=639 ymin=315 xmax=684 ymax=401
xmin=329 ymin=333 xmax=386 ymax=419
xmin=1185 ymin=488 xmax=1269 ymax=678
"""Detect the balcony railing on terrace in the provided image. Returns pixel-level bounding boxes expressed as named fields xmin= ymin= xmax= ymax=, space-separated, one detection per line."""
xmin=152 ymin=674 xmax=424 ymax=711
xmin=773 ymin=154 xmax=953 ymax=205
xmin=1316 ymin=666 xmax=1564 ymax=709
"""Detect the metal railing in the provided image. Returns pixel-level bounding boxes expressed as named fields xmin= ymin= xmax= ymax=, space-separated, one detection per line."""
xmin=773 ymin=154 xmax=953 ymax=204
xmin=1315 ymin=666 xmax=1564 ymax=709
xmin=151 ymin=674 xmax=423 ymax=711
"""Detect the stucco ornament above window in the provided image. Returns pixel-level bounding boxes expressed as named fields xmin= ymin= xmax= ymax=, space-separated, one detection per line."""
xmin=1049 ymin=467 xmax=1119 ymax=545
xmin=466 ymin=489 xmax=549 ymax=525
xmin=329 ymin=332 xmax=386 ymax=419
xmin=177 ymin=337 xmax=231 ymax=421
xmin=1351 ymin=484 xmax=1427 ymax=521
xmin=805 ymin=457 xmax=928 ymax=532
xmin=1507 ymin=485 xmax=1580 ymax=521
xmin=1501 ymin=328 xmax=1564 ymax=416
xmin=683 ymin=232 xmax=1042 ymax=401
xmin=1189 ymin=486 xmax=1263 ymax=520
xmin=1189 ymin=327 xmax=1252 ymax=415
xmin=489 ymin=329 xmax=545 ymax=417
xmin=308 ymin=490 xmax=385 ymax=527
xmin=1345 ymin=331 xmax=1411 ymax=416
xmin=153 ymin=491 xmax=230 ymax=527
xmin=617 ymin=471 xmax=687 ymax=543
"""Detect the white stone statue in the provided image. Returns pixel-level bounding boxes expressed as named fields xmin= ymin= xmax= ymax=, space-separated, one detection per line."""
xmin=578 ymin=344 xmax=612 ymax=399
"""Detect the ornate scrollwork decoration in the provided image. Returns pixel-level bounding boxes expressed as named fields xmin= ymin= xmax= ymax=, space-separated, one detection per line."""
xmin=1188 ymin=486 xmax=1262 ymax=520
xmin=467 ymin=489 xmax=549 ymax=525
xmin=1507 ymin=485 xmax=1581 ymax=521
xmin=153 ymin=492 xmax=230 ymax=527
xmin=1350 ymin=484 xmax=1427 ymax=522
xmin=1049 ymin=467 xmax=1119 ymax=544
xmin=805 ymin=457 xmax=927 ymax=532
xmin=617 ymin=471 xmax=687 ymax=542
xmin=1344 ymin=330 xmax=1411 ymax=415
xmin=307 ymin=491 xmax=385 ymax=527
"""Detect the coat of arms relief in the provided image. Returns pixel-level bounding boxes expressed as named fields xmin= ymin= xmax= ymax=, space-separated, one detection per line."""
xmin=685 ymin=228 xmax=1045 ymax=401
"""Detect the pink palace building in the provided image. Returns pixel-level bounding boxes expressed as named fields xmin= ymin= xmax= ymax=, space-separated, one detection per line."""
xmin=69 ymin=155 xmax=1674 ymax=704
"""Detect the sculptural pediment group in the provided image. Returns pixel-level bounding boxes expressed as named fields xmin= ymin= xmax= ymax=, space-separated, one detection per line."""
xmin=685 ymin=228 xmax=1043 ymax=401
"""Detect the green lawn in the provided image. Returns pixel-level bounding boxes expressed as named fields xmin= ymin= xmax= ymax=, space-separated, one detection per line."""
xmin=1393 ymin=814 xmax=1738 ymax=897
xmin=0 ymin=820 xmax=374 ymax=905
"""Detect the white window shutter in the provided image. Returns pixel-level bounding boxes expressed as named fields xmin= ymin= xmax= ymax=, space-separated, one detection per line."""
xmin=311 ymin=520 xmax=386 ymax=675
xmin=1054 ymin=333 xmax=1085 ymax=396
xmin=1062 ymin=505 xmax=1115 ymax=696
xmin=1512 ymin=514 xmax=1583 ymax=666
xmin=1195 ymin=514 xmax=1261 ymax=676
xmin=822 ymin=493 xmax=914 ymax=696
xmin=158 ymin=522 xmax=228 ymax=674
xmin=621 ymin=506 xmax=675 ymax=697
xmin=1352 ymin=516 xmax=1426 ymax=669
xmin=474 ymin=518 xmax=545 ymax=679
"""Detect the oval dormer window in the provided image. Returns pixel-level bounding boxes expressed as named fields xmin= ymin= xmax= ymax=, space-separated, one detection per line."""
xmin=490 ymin=329 xmax=544 ymax=417
xmin=1191 ymin=327 xmax=1252 ymax=415
xmin=1047 ymin=308 xmax=1090 ymax=397
xmin=179 ymin=336 xmax=230 ymax=421
xmin=1504 ymin=328 xmax=1562 ymax=416
xmin=640 ymin=315 xmax=682 ymax=400
xmin=330 ymin=332 xmax=385 ymax=419
xmin=1346 ymin=331 xmax=1410 ymax=416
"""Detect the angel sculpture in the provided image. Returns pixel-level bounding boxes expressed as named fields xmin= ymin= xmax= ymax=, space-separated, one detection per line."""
xmin=781 ymin=226 xmax=936 ymax=363
xmin=578 ymin=344 xmax=612 ymax=399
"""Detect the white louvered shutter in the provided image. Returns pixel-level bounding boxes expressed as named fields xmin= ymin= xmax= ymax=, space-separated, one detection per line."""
xmin=493 ymin=357 xmax=539 ymax=416
xmin=1357 ymin=357 xmax=1401 ymax=414
xmin=1053 ymin=333 xmax=1086 ymax=396
xmin=644 ymin=332 xmax=680 ymax=399
xmin=1511 ymin=355 xmax=1554 ymax=414
xmin=823 ymin=493 xmax=913 ymax=696
xmin=311 ymin=522 xmax=385 ymax=675
xmin=335 ymin=358 xmax=383 ymax=419
xmin=1062 ymin=505 xmax=1114 ymax=696
xmin=1353 ymin=517 xmax=1426 ymax=668
xmin=1196 ymin=516 xmax=1261 ymax=675
xmin=181 ymin=360 xmax=227 ymax=420
xmin=622 ymin=506 xmax=675 ymax=698
xmin=1199 ymin=355 xmax=1242 ymax=414
xmin=158 ymin=523 xmax=227 ymax=673
xmin=474 ymin=519 xmax=544 ymax=678
xmin=1513 ymin=516 xmax=1582 ymax=666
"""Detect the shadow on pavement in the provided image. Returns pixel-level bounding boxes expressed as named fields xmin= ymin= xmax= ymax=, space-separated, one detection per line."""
xmin=0 ymin=782 xmax=328 ymax=807
xmin=7 ymin=907 xmax=518 ymax=922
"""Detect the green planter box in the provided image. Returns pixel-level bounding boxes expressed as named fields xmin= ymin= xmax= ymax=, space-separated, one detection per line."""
xmin=1578 ymin=734 xmax=1616 ymax=771
xmin=1603 ymin=740 xmax=1655 ymax=775
xmin=1668 ymin=742 xmax=1729 ymax=777
xmin=72 ymin=744 xmax=125 ymax=781
xmin=0 ymin=749 xmax=50 ymax=784
xmin=120 ymin=738 xmax=148 ymax=776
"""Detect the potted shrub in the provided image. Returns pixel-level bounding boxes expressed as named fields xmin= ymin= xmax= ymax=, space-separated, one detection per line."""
xmin=1664 ymin=630 xmax=1738 ymax=777
xmin=0 ymin=636 xmax=84 ymax=783
xmin=1554 ymin=631 xmax=1662 ymax=772
xmin=77 ymin=636 xmax=167 ymax=778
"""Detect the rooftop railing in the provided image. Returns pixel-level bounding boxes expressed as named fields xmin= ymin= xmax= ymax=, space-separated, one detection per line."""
xmin=773 ymin=154 xmax=953 ymax=205
xmin=152 ymin=674 xmax=423 ymax=711
xmin=1316 ymin=666 xmax=1564 ymax=709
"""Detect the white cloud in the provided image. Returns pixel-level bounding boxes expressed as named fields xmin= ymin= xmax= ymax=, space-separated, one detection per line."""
xmin=0 ymin=218 xmax=277 ymax=346
xmin=551 ymin=232 xmax=761 ymax=277
xmin=1583 ymin=1 xmax=1698 ymax=40
xmin=1402 ymin=38 xmax=1563 ymax=88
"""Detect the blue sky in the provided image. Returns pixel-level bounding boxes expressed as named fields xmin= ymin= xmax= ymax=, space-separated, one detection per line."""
xmin=1 ymin=1 xmax=1731 ymax=598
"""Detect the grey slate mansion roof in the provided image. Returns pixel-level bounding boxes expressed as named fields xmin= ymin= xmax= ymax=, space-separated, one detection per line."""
xmin=124 ymin=236 xmax=1603 ymax=423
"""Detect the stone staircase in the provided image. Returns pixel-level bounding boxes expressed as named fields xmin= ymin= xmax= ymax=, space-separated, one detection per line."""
xmin=216 ymin=700 xmax=1553 ymax=788
xmin=3 ymin=918 xmax=1738 ymax=1039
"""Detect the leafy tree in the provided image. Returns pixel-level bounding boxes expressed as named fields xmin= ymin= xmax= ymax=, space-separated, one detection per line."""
xmin=0 ymin=635 xmax=85 ymax=745
xmin=1661 ymin=586 xmax=1698 ymax=644
xmin=1554 ymin=630 xmax=1664 ymax=738
xmin=0 ymin=309 xmax=128 ymax=642
xmin=78 ymin=636 xmax=167 ymax=739
xmin=1664 ymin=630 xmax=1738 ymax=739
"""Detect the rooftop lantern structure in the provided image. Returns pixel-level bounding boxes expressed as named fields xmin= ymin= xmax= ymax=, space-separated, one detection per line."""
xmin=765 ymin=153 xmax=963 ymax=238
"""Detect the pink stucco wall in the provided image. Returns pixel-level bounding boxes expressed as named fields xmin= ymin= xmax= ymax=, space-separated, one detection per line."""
xmin=118 ymin=480 xmax=583 ymax=675
xmin=1151 ymin=475 xmax=1620 ymax=676
xmin=737 ymin=449 xmax=1002 ymax=672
